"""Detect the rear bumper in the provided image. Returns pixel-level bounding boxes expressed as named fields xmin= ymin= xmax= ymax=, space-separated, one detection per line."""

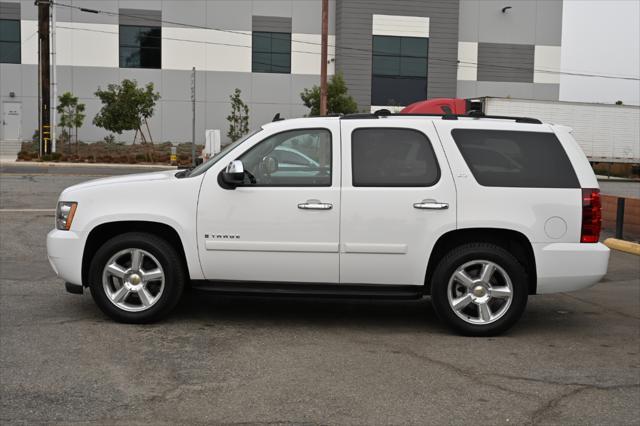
xmin=47 ymin=229 xmax=85 ymax=286
xmin=534 ymin=242 xmax=610 ymax=294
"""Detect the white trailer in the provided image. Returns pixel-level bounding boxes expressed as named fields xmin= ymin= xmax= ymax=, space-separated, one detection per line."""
xmin=478 ymin=97 xmax=640 ymax=164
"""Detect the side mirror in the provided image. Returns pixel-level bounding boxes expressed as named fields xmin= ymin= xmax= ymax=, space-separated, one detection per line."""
xmin=221 ymin=160 xmax=245 ymax=187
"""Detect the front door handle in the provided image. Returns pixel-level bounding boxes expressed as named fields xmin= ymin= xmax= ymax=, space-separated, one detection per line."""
xmin=413 ymin=199 xmax=449 ymax=210
xmin=298 ymin=199 xmax=333 ymax=210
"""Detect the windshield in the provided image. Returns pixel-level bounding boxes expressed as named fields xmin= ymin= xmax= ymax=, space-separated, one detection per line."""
xmin=184 ymin=129 xmax=262 ymax=178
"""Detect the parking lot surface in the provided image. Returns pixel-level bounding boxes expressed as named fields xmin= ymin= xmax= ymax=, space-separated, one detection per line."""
xmin=1 ymin=166 xmax=639 ymax=425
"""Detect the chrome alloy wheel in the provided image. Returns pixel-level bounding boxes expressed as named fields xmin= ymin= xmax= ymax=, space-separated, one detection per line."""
xmin=102 ymin=248 xmax=165 ymax=312
xmin=446 ymin=260 xmax=513 ymax=325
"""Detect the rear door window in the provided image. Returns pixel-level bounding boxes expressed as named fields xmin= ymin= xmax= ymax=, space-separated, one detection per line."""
xmin=451 ymin=129 xmax=579 ymax=188
xmin=351 ymin=128 xmax=440 ymax=187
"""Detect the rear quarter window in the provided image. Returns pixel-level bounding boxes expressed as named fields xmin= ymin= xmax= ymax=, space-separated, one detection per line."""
xmin=451 ymin=129 xmax=579 ymax=188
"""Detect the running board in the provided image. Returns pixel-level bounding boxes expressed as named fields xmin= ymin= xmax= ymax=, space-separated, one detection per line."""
xmin=190 ymin=281 xmax=424 ymax=300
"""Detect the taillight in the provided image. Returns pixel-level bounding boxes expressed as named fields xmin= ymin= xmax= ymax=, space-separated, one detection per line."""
xmin=581 ymin=188 xmax=601 ymax=243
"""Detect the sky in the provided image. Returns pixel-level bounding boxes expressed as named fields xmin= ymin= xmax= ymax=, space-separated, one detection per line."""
xmin=560 ymin=0 xmax=640 ymax=105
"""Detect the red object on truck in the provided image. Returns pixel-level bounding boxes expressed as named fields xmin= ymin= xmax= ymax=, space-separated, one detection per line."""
xmin=400 ymin=98 xmax=472 ymax=115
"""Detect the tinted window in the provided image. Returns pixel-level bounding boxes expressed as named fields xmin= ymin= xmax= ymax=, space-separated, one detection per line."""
xmin=119 ymin=25 xmax=161 ymax=68
xmin=352 ymin=128 xmax=439 ymax=187
xmin=238 ymin=129 xmax=331 ymax=186
xmin=451 ymin=129 xmax=579 ymax=188
xmin=0 ymin=19 xmax=20 ymax=64
xmin=372 ymin=35 xmax=428 ymax=105
xmin=252 ymin=31 xmax=291 ymax=73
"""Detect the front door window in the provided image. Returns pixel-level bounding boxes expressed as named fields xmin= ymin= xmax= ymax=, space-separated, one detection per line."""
xmin=238 ymin=129 xmax=332 ymax=186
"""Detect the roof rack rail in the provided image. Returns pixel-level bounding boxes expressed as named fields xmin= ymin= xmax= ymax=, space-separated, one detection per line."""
xmin=340 ymin=113 xmax=380 ymax=120
xmin=340 ymin=112 xmax=542 ymax=124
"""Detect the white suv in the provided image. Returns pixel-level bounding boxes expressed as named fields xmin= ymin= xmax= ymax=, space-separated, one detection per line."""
xmin=47 ymin=113 xmax=609 ymax=336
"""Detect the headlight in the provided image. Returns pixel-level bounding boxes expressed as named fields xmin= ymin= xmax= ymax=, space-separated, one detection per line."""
xmin=56 ymin=202 xmax=78 ymax=230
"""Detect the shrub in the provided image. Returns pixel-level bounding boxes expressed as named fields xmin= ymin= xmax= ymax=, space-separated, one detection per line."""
xmin=300 ymin=72 xmax=358 ymax=116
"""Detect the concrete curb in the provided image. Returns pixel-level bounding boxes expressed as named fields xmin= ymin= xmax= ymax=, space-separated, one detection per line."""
xmin=0 ymin=160 xmax=176 ymax=169
xmin=604 ymin=238 xmax=640 ymax=256
xmin=596 ymin=175 xmax=640 ymax=183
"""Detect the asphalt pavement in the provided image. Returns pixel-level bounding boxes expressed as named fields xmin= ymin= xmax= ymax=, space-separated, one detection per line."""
xmin=1 ymin=166 xmax=639 ymax=425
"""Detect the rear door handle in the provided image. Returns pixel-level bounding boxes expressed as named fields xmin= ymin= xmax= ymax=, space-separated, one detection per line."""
xmin=298 ymin=199 xmax=333 ymax=210
xmin=413 ymin=199 xmax=449 ymax=210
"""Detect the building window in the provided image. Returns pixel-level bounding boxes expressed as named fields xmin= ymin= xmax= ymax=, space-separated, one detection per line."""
xmin=119 ymin=25 xmax=161 ymax=69
xmin=371 ymin=35 xmax=428 ymax=106
xmin=252 ymin=31 xmax=291 ymax=74
xmin=0 ymin=19 xmax=20 ymax=64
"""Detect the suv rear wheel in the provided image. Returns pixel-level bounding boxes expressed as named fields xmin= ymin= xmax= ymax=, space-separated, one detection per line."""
xmin=430 ymin=243 xmax=528 ymax=336
xmin=88 ymin=232 xmax=185 ymax=323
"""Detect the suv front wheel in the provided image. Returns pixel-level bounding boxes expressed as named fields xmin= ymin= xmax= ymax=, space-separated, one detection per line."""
xmin=430 ymin=243 xmax=528 ymax=336
xmin=88 ymin=232 xmax=185 ymax=323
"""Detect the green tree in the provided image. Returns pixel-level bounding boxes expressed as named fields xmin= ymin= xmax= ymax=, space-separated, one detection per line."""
xmin=56 ymin=91 xmax=85 ymax=154
xmin=300 ymin=72 xmax=358 ymax=116
xmin=93 ymin=79 xmax=160 ymax=143
xmin=227 ymin=88 xmax=250 ymax=142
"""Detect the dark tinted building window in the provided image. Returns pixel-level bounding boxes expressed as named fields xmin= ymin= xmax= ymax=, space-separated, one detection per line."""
xmin=252 ymin=31 xmax=291 ymax=73
xmin=451 ymin=129 xmax=579 ymax=188
xmin=352 ymin=128 xmax=439 ymax=187
xmin=119 ymin=25 xmax=161 ymax=68
xmin=0 ymin=19 xmax=20 ymax=64
xmin=371 ymin=35 xmax=428 ymax=106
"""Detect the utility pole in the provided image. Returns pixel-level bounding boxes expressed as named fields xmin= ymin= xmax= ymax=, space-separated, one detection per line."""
xmin=38 ymin=0 xmax=51 ymax=155
xmin=191 ymin=67 xmax=196 ymax=167
xmin=319 ymin=0 xmax=328 ymax=116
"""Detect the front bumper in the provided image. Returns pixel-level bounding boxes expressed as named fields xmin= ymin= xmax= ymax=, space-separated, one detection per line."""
xmin=534 ymin=242 xmax=610 ymax=294
xmin=47 ymin=229 xmax=85 ymax=286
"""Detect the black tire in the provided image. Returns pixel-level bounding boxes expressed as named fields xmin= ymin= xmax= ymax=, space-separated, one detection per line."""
xmin=430 ymin=243 xmax=528 ymax=336
xmin=88 ymin=232 xmax=185 ymax=323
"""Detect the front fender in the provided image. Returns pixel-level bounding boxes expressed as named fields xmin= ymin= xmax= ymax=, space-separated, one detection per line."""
xmin=64 ymin=175 xmax=205 ymax=281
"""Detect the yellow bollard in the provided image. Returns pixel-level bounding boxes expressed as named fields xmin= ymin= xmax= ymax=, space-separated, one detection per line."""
xmin=604 ymin=238 xmax=640 ymax=256
xmin=170 ymin=146 xmax=177 ymax=166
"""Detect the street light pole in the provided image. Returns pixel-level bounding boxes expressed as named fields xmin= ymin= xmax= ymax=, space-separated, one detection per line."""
xmin=319 ymin=0 xmax=328 ymax=116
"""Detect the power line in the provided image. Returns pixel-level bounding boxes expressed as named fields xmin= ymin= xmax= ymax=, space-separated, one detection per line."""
xmin=51 ymin=0 xmax=640 ymax=82
xmin=56 ymin=24 xmax=640 ymax=82
xmin=52 ymin=1 xmax=337 ymax=52
xmin=55 ymin=25 xmax=296 ymax=71
xmin=55 ymin=25 xmax=336 ymax=58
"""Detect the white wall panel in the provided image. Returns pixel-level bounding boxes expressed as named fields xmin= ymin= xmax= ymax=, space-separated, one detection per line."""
xmin=372 ymin=14 xmax=429 ymax=37
xmin=162 ymin=27 xmax=208 ymax=71
xmin=291 ymin=34 xmax=335 ymax=75
xmin=205 ymin=30 xmax=252 ymax=72
xmin=534 ymin=45 xmax=561 ymax=84
xmin=20 ymin=20 xmax=38 ymax=65
xmin=55 ymin=23 xmax=118 ymax=67
xmin=21 ymin=22 xmax=334 ymax=75
xmin=457 ymin=41 xmax=477 ymax=81
xmin=162 ymin=28 xmax=252 ymax=72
